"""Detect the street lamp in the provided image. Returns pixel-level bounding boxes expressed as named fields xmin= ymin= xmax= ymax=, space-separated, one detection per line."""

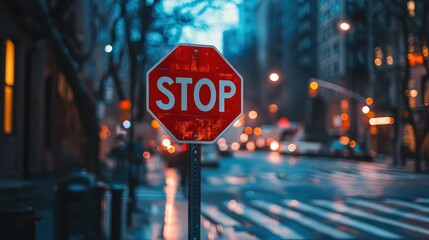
xmin=104 ymin=44 xmax=113 ymax=53
xmin=338 ymin=21 xmax=351 ymax=32
xmin=269 ymin=72 xmax=280 ymax=82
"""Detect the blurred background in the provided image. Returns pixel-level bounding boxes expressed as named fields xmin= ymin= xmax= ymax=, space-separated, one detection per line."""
xmin=1 ymin=0 xmax=428 ymax=178
xmin=1 ymin=0 xmax=429 ymax=239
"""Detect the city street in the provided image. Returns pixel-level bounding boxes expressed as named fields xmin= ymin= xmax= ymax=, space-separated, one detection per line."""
xmin=4 ymin=1 xmax=429 ymax=239
xmin=30 ymin=149 xmax=429 ymax=240
xmin=193 ymin=151 xmax=429 ymax=239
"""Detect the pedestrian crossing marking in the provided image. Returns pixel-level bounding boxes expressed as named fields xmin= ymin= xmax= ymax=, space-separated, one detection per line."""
xmin=315 ymin=169 xmax=429 ymax=181
xmin=332 ymin=171 xmax=358 ymax=180
xmin=201 ymin=203 xmax=240 ymax=226
xmin=222 ymin=227 xmax=260 ymax=240
xmin=385 ymin=199 xmax=429 ymax=213
xmin=313 ymin=200 xmax=429 ymax=236
xmin=224 ymin=201 xmax=305 ymax=239
xmin=416 ymin=198 xmax=429 ymax=203
xmin=252 ymin=200 xmax=354 ymax=239
xmin=198 ymin=198 xmax=429 ymax=239
xmin=348 ymin=198 xmax=429 ymax=223
xmin=206 ymin=176 xmax=224 ymax=185
xmin=282 ymin=199 xmax=402 ymax=239
xmin=204 ymin=170 xmax=429 ymax=187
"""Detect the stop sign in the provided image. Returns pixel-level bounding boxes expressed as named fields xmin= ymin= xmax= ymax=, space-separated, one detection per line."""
xmin=146 ymin=44 xmax=243 ymax=143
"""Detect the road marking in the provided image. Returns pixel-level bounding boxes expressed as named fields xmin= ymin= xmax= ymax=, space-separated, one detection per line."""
xmin=223 ymin=227 xmax=260 ymax=240
xmin=314 ymin=200 xmax=429 ymax=236
xmin=332 ymin=171 xmax=357 ymax=180
xmin=348 ymin=199 xmax=429 ymax=223
xmin=324 ymin=170 xmax=429 ymax=181
xmin=206 ymin=176 xmax=224 ymax=185
xmin=201 ymin=203 xmax=240 ymax=226
xmin=385 ymin=199 xmax=429 ymax=213
xmin=225 ymin=201 xmax=304 ymax=239
xmin=416 ymin=198 xmax=429 ymax=204
xmin=252 ymin=200 xmax=353 ymax=239
xmin=283 ymin=199 xmax=401 ymax=239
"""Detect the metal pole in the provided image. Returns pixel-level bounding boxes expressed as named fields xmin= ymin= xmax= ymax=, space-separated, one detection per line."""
xmin=188 ymin=143 xmax=201 ymax=240
xmin=310 ymin=78 xmax=366 ymax=103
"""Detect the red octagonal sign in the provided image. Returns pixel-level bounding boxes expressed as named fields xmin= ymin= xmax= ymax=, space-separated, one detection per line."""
xmin=146 ymin=44 xmax=243 ymax=144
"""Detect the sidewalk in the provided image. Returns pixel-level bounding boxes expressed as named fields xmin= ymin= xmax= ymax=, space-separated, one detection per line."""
xmin=126 ymin=155 xmax=191 ymax=240
xmin=126 ymin=155 xmax=220 ymax=240
xmin=373 ymin=154 xmax=429 ymax=173
xmin=1 ymin=153 xmax=209 ymax=240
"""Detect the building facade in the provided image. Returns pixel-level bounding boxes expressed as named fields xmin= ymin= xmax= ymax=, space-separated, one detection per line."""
xmin=315 ymin=0 xmax=369 ymax=142
xmin=367 ymin=0 xmax=429 ymax=158
xmin=0 ymin=0 xmax=99 ymax=179
xmin=224 ymin=0 xmax=260 ymax=118
xmin=0 ymin=1 xmax=47 ymax=178
xmin=255 ymin=0 xmax=318 ymax=125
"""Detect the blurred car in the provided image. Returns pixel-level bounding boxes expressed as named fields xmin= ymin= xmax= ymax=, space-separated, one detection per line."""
xmin=277 ymin=125 xmax=323 ymax=155
xmin=324 ymin=138 xmax=373 ymax=161
xmin=279 ymin=140 xmax=323 ymax=155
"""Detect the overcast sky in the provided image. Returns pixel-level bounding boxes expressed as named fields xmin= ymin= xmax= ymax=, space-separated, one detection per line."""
xmin=178 ymin=2 xmax=239 ymax=52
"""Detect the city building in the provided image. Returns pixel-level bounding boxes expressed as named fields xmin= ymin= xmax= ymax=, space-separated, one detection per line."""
xmin=367 ymin=0 xmax=429 ymax=160
xmin=224 ymin=0 xmax=260 ymax=118
xmin=0 ymin=1 xmax=47 ymax=178
xmin=0 ymin=0 xmax=99 ymax=179
xmin=315 ymin=0 xmax=368 ymax=142
xmin=255 ymin=0 xmax=319 ymax=125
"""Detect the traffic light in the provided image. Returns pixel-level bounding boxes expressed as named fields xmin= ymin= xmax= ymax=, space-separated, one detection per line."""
xmin=309 ymin=81 xmax=318 ymax=98
xmin=118 ymin=100 xmax=131 ymax=123
xmin=340 ymin=113 xmax=350 ymax=130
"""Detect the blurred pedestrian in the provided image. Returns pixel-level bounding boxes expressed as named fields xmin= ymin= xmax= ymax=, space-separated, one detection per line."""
xmin=108 ymin=134 xmax=129 ymax=184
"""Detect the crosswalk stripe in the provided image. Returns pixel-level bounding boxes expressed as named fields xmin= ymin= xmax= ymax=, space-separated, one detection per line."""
xmin=348 ymin=199 xmax=429 ymax=223
xmin=385 ymin=199 xmax=429 ymax=213
xmin=324 ymin=170 xmax=429 ymax=181
xmin=206 ymin=176 xmax=224 ymax=185
xmin=252 ymin=200 xmax=353 ymax=239
xmin=222 ymin=227 xmax=260 ymax=240
xmin=416 ymin=198 xmax=429 ymax=204
xmin=283 ymin=199 xmax=401 ymax=239
xmin=201 ymin=203 xmax=240 ymax=226
xmin=313 ymin=200 xmax=429 ymax=236
xmin=225 ymin=201 xmax=304 ymax=239
xmin=332 ymin=171 xmax=356 ymax=180
xmin=360 ymin=171 xmax=394 ymax=180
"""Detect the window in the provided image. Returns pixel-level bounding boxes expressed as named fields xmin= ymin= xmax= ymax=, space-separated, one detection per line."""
xmin=334 ymin=41 xmax=339 ymax=54
xmin=334 ymin=62 xmax=339 ymax=74
xmin=300 ymin=55 xmax=311 ymax=66
xmin=4 ymin=39 xmax=15 ymax=134
xmin=332 ymin=2 xmax=341 ymax=14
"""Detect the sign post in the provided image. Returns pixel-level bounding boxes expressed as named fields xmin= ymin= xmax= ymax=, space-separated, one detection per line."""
xmin=188 ymin=143 xmax=201 ymax=239
xmin=146 ymin=44 xmax=243 ymax=239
